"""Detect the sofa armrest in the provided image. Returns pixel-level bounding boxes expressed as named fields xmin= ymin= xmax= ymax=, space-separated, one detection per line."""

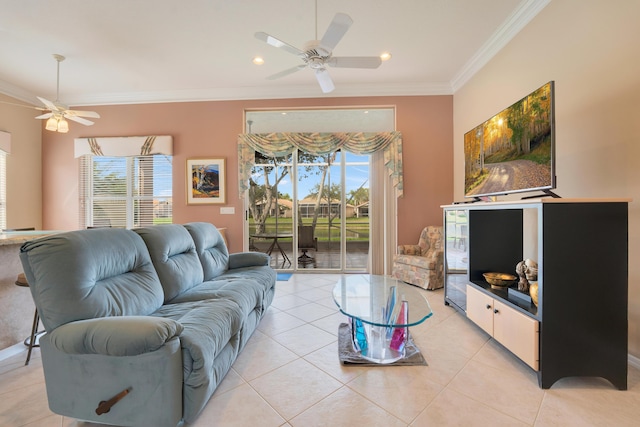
xmin=397 ymin=244 xmax=422 ymax=255
xmin=229 ymin=251 xmax=270 ymax=269
xmin=47 ymin=316 xmax=183 ymax=357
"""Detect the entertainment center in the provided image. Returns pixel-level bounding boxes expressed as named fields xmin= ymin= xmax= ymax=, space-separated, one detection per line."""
xmin=442 ymin=198 xmax=629 ymax=389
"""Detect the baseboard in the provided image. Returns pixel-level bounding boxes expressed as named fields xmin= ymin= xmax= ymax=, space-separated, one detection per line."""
xmin=629 ymin=353 xmax=640 ymax=370
xmin=0 ymin=342 xmax=26 ymax=362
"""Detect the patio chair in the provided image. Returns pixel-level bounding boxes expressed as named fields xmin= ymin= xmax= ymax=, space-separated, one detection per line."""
xmin=297 ymin=225 xmax=318 ymax=267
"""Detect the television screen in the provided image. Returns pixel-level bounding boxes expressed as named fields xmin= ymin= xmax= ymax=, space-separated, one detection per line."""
xmin=464 ymin=81 xmax=556 ymax=199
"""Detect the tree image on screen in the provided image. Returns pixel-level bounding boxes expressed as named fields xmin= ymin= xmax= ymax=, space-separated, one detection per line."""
xmin=465 ymin=82 xmax=554 ymax=198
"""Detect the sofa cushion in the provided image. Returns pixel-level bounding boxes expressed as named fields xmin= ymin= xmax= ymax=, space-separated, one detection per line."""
xmin=218 ymin=265 xmax=276 ymax=299
xmin=135 ymin=224 xmax=205 ymax=303
xmin=184 ymin=222 xmax=230 ymax=280
xmin=169 ymin=278 xmax=263 ymax=320
xmin=154 ymin=298 xmax=243 ymax=367
xmin=20 ymin=229 xmax=165 ymax=331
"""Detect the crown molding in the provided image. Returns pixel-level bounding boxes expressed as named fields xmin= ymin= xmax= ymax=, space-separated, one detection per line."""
xmin=0 ymin=80 xmax=38 ymax=105
xmin=450 ymin=0 xmax=551 ymax=93
xmin=57 ymin=82 xmax=454 ymax=106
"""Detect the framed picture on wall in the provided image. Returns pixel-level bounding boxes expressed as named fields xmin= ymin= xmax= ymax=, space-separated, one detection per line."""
xmin=187 ymin=158 xmax=226 ymax=204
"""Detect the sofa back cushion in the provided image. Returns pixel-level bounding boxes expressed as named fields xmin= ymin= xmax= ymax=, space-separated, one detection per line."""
xmin=184 ymin=222 xmax=229 ymax=280
xmin=19 ymin=228 xmax=164 ymax=331
xmin=135 ymin=224 xmax=204 ymax=302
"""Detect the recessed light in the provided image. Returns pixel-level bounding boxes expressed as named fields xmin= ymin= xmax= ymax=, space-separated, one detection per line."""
xmin=380 ymin=52 xmax=392 ymax=61
xmin=252 ymin=56 xmax=265 ymax=65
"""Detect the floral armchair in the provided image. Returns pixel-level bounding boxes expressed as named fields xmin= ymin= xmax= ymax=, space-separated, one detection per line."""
xmin=392 ymin=226 xmax=444 ymax=290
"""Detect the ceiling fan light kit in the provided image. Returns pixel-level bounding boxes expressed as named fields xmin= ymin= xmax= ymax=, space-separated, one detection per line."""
xmin=37 ymin=54 xmax=100 ymax=132
xmin=255 ymin=7 xmax=383 ymax=93
xmin=45 ymin=116 xmax=69 ymax=133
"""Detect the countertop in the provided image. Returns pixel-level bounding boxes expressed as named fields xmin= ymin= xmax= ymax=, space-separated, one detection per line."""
xmin=0 ymin=231 xmax=59 ymax=247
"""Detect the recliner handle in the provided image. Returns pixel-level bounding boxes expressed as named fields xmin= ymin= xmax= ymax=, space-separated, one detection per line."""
xmin=96 ymin=387 xmax=132 ymax=415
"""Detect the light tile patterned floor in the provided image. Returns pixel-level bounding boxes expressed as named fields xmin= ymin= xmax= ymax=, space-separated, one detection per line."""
xmin=1 ymin=273 xmax=639 ymax=426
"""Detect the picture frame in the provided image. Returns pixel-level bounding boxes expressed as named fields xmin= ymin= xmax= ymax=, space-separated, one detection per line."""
xmin=187 ymin=158 xmax=226 ymax=204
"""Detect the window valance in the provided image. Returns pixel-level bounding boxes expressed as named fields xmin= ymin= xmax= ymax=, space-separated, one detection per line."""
xmin=237 ymin=131 xmax=403 ymax=198
xmin=0 ymin=131 xmax=10 ymax=154
xmin=74 ymin=135 xmax=173 ymax=158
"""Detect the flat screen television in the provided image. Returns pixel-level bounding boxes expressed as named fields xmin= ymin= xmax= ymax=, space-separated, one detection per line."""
xmin=464 ymin=81 xmax=556 ymax=200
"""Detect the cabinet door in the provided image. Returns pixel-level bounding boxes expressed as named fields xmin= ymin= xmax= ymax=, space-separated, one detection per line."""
xmin=493 ymin=300 xmax=540 ymax=370
xmin=466 ymin=285 xmax=494 ymax=335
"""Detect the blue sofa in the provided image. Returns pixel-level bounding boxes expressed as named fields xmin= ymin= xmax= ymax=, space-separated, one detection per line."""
xmin=19 ymin=223 xmax=276 ymax=427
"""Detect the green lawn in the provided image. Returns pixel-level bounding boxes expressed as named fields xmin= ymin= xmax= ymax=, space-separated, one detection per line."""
xmin=249 ymin=217 xmax=370 ymax=241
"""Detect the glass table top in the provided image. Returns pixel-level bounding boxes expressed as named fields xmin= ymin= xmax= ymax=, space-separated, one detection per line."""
xmin=332 ymin=274 xmax=433 ymax=327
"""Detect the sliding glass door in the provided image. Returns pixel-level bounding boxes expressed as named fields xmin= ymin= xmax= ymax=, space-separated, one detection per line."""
xmin=247 ymin=148 xmax=369 ymax=271
xmin=244 ymin=107 xmax=394 ymax=273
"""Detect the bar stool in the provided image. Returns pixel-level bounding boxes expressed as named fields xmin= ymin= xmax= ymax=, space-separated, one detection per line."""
xmin=15 ymin=272 xmax=43 ymax=365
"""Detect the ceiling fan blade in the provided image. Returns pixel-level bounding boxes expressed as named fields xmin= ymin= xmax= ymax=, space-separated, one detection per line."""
xmin=266 ymin=65 xmax=307 ymax=80
xmin=65 ymin=115 xmax=94 ymax=126
xmin=37 ymin=96 xmax=59 ymax=111
xmin=327 ymin=56 xmax=382 ymax=69
xmin=65 ymin=109 xmax=101 ymax=119
xmin=255 ymin=32 xmax=304 ymax=57
xmin=314 ymin=68 xmax=335 ymax=93
xmin=319 ymin=13 xmax=353 ymax=54
xmin=34 ymin=112 xmax=53 ymax=120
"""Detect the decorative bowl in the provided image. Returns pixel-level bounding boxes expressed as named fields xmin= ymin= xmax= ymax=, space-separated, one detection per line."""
xmin=483 ymin=272 xmax=517 ymax=289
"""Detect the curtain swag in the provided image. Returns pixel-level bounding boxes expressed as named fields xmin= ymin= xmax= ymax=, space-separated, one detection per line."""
xmin=237 ymin=131 xmax=403 ymax=199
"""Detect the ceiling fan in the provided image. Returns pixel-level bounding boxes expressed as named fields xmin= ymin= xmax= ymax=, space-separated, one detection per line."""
xmin=35 ymin=54 xmax=100 ymax=133
xmin=255 ymin=4 xmax=382 ymax=93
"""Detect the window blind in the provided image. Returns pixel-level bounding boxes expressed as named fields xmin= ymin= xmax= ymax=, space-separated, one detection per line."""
xmin=79 ymin=154 xmax=172 ymax=229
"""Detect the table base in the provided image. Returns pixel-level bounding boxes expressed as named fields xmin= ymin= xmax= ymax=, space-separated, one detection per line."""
xmin=337 ymin=323 xmax=426 ymax=366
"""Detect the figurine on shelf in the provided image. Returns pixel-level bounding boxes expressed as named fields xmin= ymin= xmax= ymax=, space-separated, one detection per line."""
xmin=515 ymin=260 xmax=529 ymax=292
xmin=524 ymin=258 xmax=538 ymax=281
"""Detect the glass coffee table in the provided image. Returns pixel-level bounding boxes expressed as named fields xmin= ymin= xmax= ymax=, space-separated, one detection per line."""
xmin=332 ymin=274 xmax=433 ymax=364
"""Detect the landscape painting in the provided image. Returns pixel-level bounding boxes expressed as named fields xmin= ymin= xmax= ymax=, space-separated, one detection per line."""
xmin=187 ymin=158 xmax=226 ymax=204
xmin=464 ymin=81 xmax=555 ymax=198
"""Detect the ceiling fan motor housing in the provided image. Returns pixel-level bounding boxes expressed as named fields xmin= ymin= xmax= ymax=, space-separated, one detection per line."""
xmin=302 ymin=40 xmax=331 ymax=68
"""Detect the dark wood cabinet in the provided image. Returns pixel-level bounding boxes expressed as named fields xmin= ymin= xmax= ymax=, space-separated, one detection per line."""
xmin=443 ymin=199 xmax=629 ymax=389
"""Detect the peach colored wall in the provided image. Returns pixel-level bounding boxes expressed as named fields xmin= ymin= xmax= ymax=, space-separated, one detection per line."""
xmin=0 ymin=95 xmax=42 ymax=349
xmin=453 ymin=0 xmax=640 ymax=358
xmin=42 ymin=96 xmax=452 ymax=252
xmin=0 ymin=94 xmax=42 ymax=229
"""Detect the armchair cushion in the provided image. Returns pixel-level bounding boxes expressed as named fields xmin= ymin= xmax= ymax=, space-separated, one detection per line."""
xmin=397 ymin=244 xmax=422 ymax=256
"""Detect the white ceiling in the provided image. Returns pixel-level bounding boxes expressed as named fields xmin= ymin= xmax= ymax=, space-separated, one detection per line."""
xmin=0 ymin=0 xmax=549 ymax=107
